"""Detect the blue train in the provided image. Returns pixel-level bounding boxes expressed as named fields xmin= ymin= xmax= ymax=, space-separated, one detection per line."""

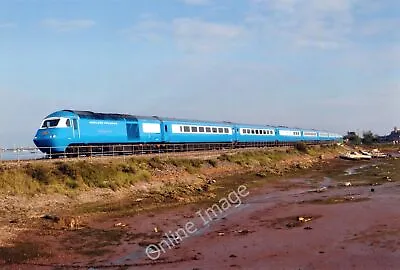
xmin=33 ymin=110 xmax=343 ymax=155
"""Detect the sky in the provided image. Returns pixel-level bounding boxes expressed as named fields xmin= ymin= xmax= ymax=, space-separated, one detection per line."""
xmin=1 ymin=0 xmax=399 ymax=147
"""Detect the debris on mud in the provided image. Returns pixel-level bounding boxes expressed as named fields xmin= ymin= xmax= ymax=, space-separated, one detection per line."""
xmin=40 ymin=214 xmax=83 ymax=230
xmin=308 ymin=186 xmax=328 ymax=193
xmin=263 ymin=215 xmax=321 ymax=229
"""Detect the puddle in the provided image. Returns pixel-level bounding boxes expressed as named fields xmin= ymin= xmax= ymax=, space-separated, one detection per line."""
xmin=320 ymin=176 xmax=335 ymax=188
xmin=344 ymin=164 xmax=375 ymax=176
xmin=300 ymin=196 xmax=371 ymax=205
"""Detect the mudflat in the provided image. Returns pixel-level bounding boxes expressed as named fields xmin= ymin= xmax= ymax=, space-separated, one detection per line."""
xmin=1 ymin=152 xmax=399 ymax=269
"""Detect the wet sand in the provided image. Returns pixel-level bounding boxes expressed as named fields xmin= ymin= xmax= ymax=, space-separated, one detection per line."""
xmin=2 ymin=159 xmax=400 ymax=269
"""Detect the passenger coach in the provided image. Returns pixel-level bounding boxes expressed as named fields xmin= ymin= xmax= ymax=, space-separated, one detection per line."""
xmin=33 ymin=110 xmax=343 ymax=155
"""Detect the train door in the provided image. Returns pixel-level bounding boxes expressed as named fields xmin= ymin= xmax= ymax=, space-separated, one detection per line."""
xmin=126 ymin=122 xmax=139 ymax=141
xmin=160 ymin=121 xmax=168 ymax=143
xmin=233 ymin=125 xmax=239 ymax=143
xmin=72 ymin=118 xmax=80 ymax=139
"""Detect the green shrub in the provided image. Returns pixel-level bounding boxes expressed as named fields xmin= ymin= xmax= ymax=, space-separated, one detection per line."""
xmin=207 ymin=159 xmax=218 ymax=167
xmin=294 ymin=142 xmax=308 ymax=153
xmin=25 ymin=165 xmax=52 ymax=184
xmin=56 ymin=162 xmax=78 ymax=179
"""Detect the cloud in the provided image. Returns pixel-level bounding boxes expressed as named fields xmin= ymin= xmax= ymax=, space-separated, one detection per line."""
xmin=123 ymin=17 xmax=244 ymax=53
xmin=172 ymin=18 xmax=244 ymax=52
xmin=41 ymin=19 xmax=95 ymax=32
xmin=359 ymin=18 xmax=400 ymax=38
xmin=120 ymin=19 xmax=169 ymax=42
xmin=179 ymin=0 xmax=213 ymax=5
xmin=0 ymin=22 xmax=17 ymax=29
xmin=315 ymin=83 xmax=400 ymax=134
xmin=247 ymin=0 xmax=358 ymax=49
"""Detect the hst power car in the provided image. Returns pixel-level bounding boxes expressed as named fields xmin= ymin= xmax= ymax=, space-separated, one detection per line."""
xmin=33 ymin=110 xmax=342 ymax=155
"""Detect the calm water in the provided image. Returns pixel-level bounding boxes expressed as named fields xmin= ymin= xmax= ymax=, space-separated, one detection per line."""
xmin=0 ymin=150 xmax=45 ymax=161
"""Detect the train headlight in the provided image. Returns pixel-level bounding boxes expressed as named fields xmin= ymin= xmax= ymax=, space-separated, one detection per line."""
xmin=50 ymin=135 xmax=57 ymax=138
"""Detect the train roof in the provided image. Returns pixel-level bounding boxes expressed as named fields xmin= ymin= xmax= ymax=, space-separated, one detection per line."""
xmin=63 ymin=110 xmax=156 ymax=121
xmin=61 ymin=110 xmax=342 ymax=136
xmin=63 ymin=110 xmax=233 ymax=125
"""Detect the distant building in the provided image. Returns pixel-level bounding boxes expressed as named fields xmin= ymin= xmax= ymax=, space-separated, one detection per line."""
xmin=379 ymin=127 xmax=400 ymax=144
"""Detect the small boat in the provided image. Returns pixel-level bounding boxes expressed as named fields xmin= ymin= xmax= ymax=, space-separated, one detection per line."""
xmin=340 ymin=151 xmax=371 ymax=160
xmin=371 ymin=149 xmax=387 ymax=158
xmin=359 ymin=150 xmax=372 ymax=156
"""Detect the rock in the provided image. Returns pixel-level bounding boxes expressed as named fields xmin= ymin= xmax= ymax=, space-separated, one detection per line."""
xmin=256 ymin=172 xmax=268 ymax=177
xmin=59 ymin=216 xmax=82 ymax=230
xmin=42 ymin=214 xmax=60 ymax=222
xmin=383 ymin=176 xmax=391 ymax=181
xmin=236 ymin=229 xmax=251 ymax=234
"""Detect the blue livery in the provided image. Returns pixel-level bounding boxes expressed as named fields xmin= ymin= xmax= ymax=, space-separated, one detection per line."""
xmin=33 ymin=110 xmax=343 ymax=154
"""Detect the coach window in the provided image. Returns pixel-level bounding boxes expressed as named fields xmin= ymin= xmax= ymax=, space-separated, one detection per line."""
xmin=66 ymin=119 xmax=71 ymax=127
xmin=255 ymin=130 xmax=259 ymax=134
xmin=184 ymin=126 xmax=190 ymax=132
xmin=206 ymin=127 xmax=211 ymax=133
xmin=243 ymin=129 xmax=246 ymax=134
xmin=180 ymin=126 xmax=183 ymax=132
xmin=212 ymin=127 xmax=217 ymax=133
xmin=199 ymin=127 xmax=204 ymax=132
xmin=224 ymin=128 xmax=229 ymax=133
xmin=191 ymin=126 xmax=198 ymax=132
xmin=218 ymin=128 xmax=223 ymax=133
xmin=165 ymin=125 xmax=168 ymax=132
xmin=251 ymin=130 xmax=255 ymax=134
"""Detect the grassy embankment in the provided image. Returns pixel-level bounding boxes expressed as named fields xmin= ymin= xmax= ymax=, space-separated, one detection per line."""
xmin=0 ymin=144 xmax=341 ymax=196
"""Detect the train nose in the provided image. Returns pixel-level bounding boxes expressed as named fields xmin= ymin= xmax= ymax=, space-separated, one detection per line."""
xmin=33 ymin=130 xmax=59 ymax=154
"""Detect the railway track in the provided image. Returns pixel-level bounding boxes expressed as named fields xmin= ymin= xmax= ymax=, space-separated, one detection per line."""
xmin=0 ymin=141 xmax=336 ymax=164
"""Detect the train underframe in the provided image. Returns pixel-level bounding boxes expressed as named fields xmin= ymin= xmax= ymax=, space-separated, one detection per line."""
xmin=50 ymin=140 xmax=335 ymax=158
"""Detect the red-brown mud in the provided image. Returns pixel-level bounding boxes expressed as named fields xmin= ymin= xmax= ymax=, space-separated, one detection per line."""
xmin=1 ymin=159 xmax=400 ymax=270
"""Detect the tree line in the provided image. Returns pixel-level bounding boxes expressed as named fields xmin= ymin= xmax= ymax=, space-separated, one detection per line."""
xmin=343 ymin=131 xmax=378 ymax=145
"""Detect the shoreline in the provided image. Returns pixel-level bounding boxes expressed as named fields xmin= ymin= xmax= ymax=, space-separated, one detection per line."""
xmin=0 ymin=144 xmax=399 ymax=268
